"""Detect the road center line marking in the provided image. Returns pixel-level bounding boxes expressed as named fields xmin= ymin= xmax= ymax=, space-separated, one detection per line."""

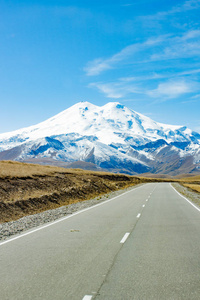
xmin=137 ymin=213 xmax=141 ymax=218
xmin=146 ymin=199 xmax=148 ymax=202
xmin=142 ymin=205 xmax=145 ymax=207
xmin=120 ymin=232 xmax=130 ymax=244
xmin=82 ymin=296 xmax=92 ymax=300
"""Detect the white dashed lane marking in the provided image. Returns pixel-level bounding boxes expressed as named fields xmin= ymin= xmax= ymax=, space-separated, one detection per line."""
xmin=82 ymin=295 xmax=93 ymax=300
xmin=120 ymin=232 xmax=130 ymax=244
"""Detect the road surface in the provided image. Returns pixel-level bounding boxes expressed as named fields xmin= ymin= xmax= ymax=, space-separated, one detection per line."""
xmin=0 ymin=183 xmax=200 ymax=299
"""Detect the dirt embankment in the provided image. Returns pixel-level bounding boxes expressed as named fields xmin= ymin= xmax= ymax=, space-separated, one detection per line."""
xmin=0 ymin=161 xmax=159 ymax=223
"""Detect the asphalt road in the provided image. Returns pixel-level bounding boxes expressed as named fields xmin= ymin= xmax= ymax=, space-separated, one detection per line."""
xmin=0 ymin=183 xmax=200 ymax=300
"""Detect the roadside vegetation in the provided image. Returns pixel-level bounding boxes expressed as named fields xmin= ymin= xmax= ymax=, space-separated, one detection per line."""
xmin=177 ymin=175 xmax=200 ymax=193
xmin=181 ymin=184 xmax=200 ymax=193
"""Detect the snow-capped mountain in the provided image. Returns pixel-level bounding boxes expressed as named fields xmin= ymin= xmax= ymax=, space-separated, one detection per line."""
xmin=0 ymin=101 xmax=200 ymax=175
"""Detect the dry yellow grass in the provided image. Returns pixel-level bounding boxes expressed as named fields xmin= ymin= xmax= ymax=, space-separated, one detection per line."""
xmin=182 ymin=184 xmax=200 ymax=193
xmin=0 ymin=160 xmax=67 ymax=178
xmin=0 ymin=160 xmax=130 ymax=178
xmin=178 ymin=175 xmax=200 ymax=182
xmin=177 ymin=174 xmax=200 ymax=193
xmin=0 ymin=160 xmax=99 ymax=178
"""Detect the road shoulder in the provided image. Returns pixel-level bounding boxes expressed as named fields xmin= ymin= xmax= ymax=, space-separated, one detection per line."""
xmin=171 ymin=182 xmax=200 ymax=209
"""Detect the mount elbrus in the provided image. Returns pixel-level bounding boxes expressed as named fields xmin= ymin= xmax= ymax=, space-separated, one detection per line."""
xmin=0 ymin=102 xmax=199 ymax=175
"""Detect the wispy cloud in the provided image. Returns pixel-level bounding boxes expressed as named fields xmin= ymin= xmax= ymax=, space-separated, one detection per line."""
xmin=150 ymin=30 xmax=200 ymax=61
xmin=177 ymin=68 xmax=200 ymax=76
xmin=120 ymin=73 xmax=166 ymax=82
xmin=183 ymin=0 xmax=200 ymax=11
xmin=141 ymin=0 xmax=200 ymax=21
xmin=89 ymin=81 xmax=141 ymax=98
xmin=182 ymin=93 xmax=200 ymax=103
xmin=84 ymin=35 xmax=169 ymax=76
xmin=89 ymin=82 xmax=124 ymax=98
xmin=121 ymin=3 xmax=134 ymax=7
xmin=191 ymin=93 xmax=200 ymax=99
xmin=84 ymin=59 xmax=114 ymax=76
xmin=120 ymin=68 xmax=200 ymax=83
xmin=90 ymin=77 xmax=199 ymax=101
xmin=84 ymin=30 xmax=200 ymax=76
xmin=147 ymin=79 xmax=198 ymax=99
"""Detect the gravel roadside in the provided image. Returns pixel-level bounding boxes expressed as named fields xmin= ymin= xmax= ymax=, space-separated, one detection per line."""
xmin=0 ymin=184 xmax=141 ymax=242
xmin=172 ymin=182 xmax=200 ymax=208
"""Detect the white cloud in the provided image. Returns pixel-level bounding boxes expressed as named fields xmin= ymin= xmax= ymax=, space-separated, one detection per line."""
xmin=84 ymin=44 xmax=139 ymax=76
xmin=84 ymin=29 xmax=200 ymax=77
xmin=191 ymin=93 xmax=200 ymax=99
xmin=89 ymin=82 xmax=140 ymax=98
xmin=150 ymin=30 xmax=200 ymax=61
xmin=147 ymin=79 xmax=196 ymax=99
xmin=84 ymin=36 xmax=168 ymax=76
xmin=180 ymin=0 xmax=200 ymax=11
xmin=89 ymin=82 xmax=125 ymax=98
xmin=120 ymin=73 xmax=164 ymax=82
xmin=85 ymin=59 xmax=113 ymax=76
xmin=89 ymin=75 xmax=200 ymax=100
xmin=120 ymin=68 xmax=200 ymax=83
xmin=178 ymin=68 xmax=200 ymax=76
xmin=182 ymin=29 xmax=200 ymax=40
xmin=141 ymin=0 xmax=200 ymax=21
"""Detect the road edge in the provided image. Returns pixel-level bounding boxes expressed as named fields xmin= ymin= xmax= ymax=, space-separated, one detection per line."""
xmin=170 ymin=183 xmax=200 ymax=212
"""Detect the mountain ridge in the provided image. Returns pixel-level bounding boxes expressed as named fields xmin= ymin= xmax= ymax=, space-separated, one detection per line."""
xmin=0 ymin=101 xmax=199 ymax=175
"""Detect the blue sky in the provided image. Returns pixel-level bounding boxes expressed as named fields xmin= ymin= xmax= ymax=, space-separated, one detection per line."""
xmin=0 ymin=0 xmax=200 ymax=133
